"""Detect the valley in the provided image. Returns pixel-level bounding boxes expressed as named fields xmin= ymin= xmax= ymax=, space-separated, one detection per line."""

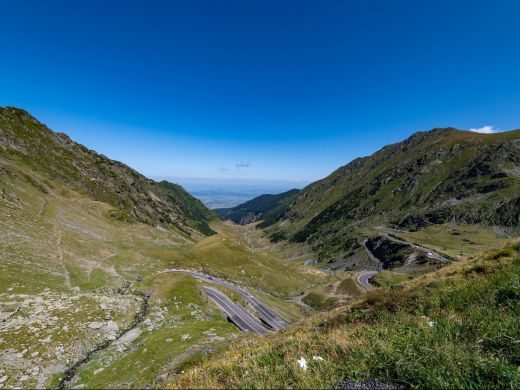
xmin=0 ymin=164 xmax=316 ymax=388
xmin=1 ymin=108 xmax=519 ymax=389
xmin=3 ymin=2 xmax=520 ymax=388
xmin=0 ymin=108 xmax=323 ymax=388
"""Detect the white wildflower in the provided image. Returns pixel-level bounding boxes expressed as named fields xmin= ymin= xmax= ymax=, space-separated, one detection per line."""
xmin=297 ymin=357 xmax=308 ymax=371
xmin=421 ymin=316 xmax=435 ymax=327
xmin=313 ymin=356 xmax=325 ymax=362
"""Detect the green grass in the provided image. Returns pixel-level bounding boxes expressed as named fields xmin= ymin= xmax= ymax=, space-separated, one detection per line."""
xmin=162 ymin=221 xmax=323 ymax=297
xmin=399 ymin=223 xmax=508 ymax=260
xmin=0 ymin=160 xmax=315 ymax=388
xmin=371 ymin=270 xmax=409 ymax=288
xmin=336 ymin=277 xmax=363 ymax=296
xmin=252 ymin=290 xmax=306 ymax=321
xmin=169 ymin=241 xmax=520 ymax=389
xmin=293 ymin=272 xmax=366 ymax=312
xmin=301 ymin=292 xmax=339 ymax=311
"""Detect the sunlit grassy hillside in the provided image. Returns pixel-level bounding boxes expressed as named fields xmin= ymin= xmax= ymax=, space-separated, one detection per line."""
xmin=0 ymin=158 xmax=318 ymax=388
xmin=169 ymin=241 xmax=520 ymax=389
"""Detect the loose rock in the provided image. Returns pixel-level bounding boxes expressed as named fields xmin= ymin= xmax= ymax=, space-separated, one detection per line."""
xmin=88 ymin=322 xmax=104 ymax=330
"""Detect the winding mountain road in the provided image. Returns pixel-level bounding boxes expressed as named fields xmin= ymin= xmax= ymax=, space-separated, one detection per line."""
xmin=356 ymin=271 xmax=378 ymax=289
xmin=376 ymin=227 xmax=449 ymax=263
xmin=202 ymin=286 xmax=269 ymax=334
xmin=162 ymin=269 xmax=288 ymax=332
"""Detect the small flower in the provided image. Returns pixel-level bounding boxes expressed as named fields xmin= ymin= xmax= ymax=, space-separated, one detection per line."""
xmin=313 ymin=356 xmax=325 ymax=362
xmin=421 ymin=316 xmax=435 ymax=327
xmin=297 ymin=357 xmax=308 ymax=371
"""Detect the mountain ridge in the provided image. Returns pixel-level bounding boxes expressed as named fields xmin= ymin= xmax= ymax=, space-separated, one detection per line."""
xmin=215 ymin=188 xmax=300 ymax=225
xmin=0 ymin=106 xmax=217 ymax=236
xmin=256 ymin=127 xmax=520 ymax=259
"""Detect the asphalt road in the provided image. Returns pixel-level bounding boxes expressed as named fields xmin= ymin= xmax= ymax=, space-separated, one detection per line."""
xmin=163 ymin=269 xmax=289 ymax=331
xmin=356 ymin=271 xmax=378 ymax=289
xmin=202 ymin=286 xmax=268 ymax=334
xmin=238 ymin=289 xmax=288 ymax=330
xmin=358 ymin=227 xmax=450 ymax=289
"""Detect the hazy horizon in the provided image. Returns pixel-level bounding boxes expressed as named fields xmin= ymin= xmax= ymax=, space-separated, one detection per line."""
xmin=155 ymin=176 xmax=310 ymax=208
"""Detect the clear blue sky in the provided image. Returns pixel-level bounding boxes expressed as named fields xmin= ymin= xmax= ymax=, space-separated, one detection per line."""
xmin=2 ymin=0 xmax=520 ymax=181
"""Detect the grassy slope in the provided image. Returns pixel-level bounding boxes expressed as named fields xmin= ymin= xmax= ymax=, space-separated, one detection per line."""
xmin=371 ymin=270 xmax=409 ymax=287
xmin=398 ymin=223 xmax=509 ymax=260
xmin=0 ymin=106 xmax=216 ymax=235
xmin=0 ymin=160 xmax=316 ymax=388
xmin=171 ymin=221 xmax=323 ymax=296
xmin=169 ymin=242 xmax=520 ymax=389
xmin=300 ymin=272 xmax=364 ymax=311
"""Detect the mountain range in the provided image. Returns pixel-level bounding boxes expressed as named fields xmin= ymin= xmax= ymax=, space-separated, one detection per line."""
xmin=215 ymin=188 xmax=300 ymax=225
xmin=1 ymin=107 xmax=520 ymax=389
xmin=221 ymin=127 xmax=520 ymax=261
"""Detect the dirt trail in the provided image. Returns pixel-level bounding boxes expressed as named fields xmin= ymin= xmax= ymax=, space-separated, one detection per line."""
xmin=36 ymin=197 xmax=47 ymax=218
xmin=55 ymin=228 xmax=71 ymax=289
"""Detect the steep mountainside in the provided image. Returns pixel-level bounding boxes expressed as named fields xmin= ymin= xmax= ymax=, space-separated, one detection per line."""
xmin=0 ymin=107 xmax=216 ymax=236
xmin=0 ymin=107 xmax=317 ymax=389
xmin=262 ymin=128 xmax=520 ymax=259
xmin=215 ymin=188 xmax=299 ymax=225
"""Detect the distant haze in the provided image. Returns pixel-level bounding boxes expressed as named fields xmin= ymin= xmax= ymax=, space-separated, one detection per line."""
xmin=157 ymin=177 xmax=309 ymax=209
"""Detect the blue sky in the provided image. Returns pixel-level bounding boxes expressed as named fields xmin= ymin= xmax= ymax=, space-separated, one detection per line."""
xmin=1 ymin=0 xmax=520 ymax=182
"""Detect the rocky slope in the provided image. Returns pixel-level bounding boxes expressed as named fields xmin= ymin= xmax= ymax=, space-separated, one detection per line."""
xmin=261 ymin=128 xmax=520 ymax=259
xmin=0 ymin=106 xmax=217 ymax=236
xmin=215 ymin=189 xmax=299 ymax=225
